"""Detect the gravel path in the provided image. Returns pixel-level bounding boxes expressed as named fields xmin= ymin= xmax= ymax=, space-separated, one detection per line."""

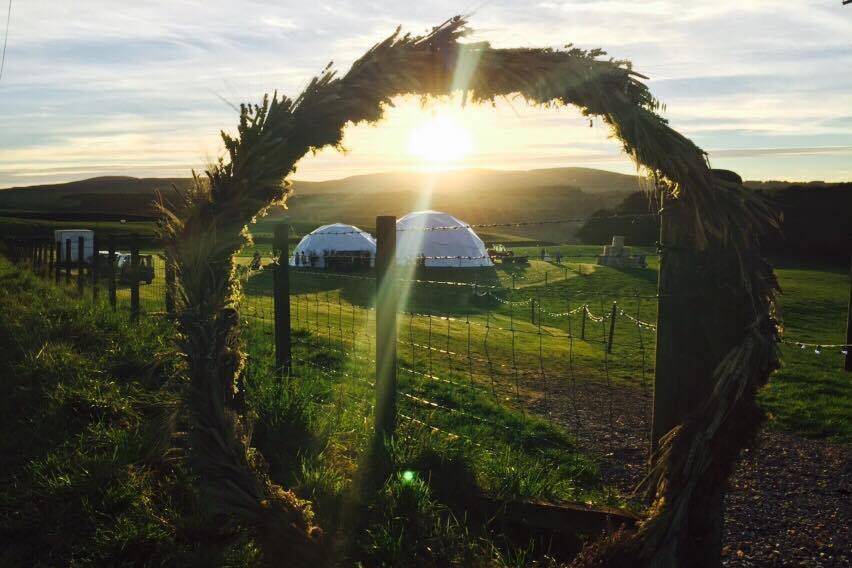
xmin=523 ymin=377 xmax=850 ymax=566
xmin=723 ymin=430 xmax=850 ymax=567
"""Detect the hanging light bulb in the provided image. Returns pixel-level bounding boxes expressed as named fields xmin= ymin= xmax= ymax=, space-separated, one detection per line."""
xmin=841 ymin=348 xmax=848 ymax=356
xmin=814 ymin=346 xmax=821 ymax=355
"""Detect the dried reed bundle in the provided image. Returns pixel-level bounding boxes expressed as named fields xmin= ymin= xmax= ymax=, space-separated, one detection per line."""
xmin=158 ymin=16 xmax=779 ymax=565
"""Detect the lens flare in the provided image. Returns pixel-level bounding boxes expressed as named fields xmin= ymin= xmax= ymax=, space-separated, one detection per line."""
xmin=407 ymin=116 xmax=473 ymax=164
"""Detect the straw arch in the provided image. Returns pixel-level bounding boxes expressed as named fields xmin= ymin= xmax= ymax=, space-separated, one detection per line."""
xmin=158 ymin=16 xmax=780 ymax=567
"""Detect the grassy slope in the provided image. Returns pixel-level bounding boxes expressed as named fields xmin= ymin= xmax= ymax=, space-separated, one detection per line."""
xmin=0 ymin=257 xmax=612 ymax=565
xmin=236 ymin=245 xmax=849 ymax=444
xmin=0 ymin=257 xmax=259 ymax=566
xmin=245 ymin=329 xmax=611 ymax=566
xmin=2 ymin=245 xmax=846 ymax=565
xmin=111 ymin=243 xmax=851 ymax=445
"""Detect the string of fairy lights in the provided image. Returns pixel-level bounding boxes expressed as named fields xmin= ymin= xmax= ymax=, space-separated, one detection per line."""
xmin=780 ymin=338 xmax=851 ymax=356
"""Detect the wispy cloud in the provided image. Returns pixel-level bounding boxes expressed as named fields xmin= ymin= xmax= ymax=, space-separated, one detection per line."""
xmin=1 ymin=0 xmax=850 ymax=187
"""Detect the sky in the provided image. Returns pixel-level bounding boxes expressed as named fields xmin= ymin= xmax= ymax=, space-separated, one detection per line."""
xmin=1 ymin=0 xmax=851 ymax=188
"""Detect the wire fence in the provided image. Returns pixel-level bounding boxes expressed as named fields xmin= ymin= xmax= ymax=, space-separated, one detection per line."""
xmin=237 ymin=221 xmax=664 ymax=487
xmin=6 ymin=215 xmax=850 ymax=491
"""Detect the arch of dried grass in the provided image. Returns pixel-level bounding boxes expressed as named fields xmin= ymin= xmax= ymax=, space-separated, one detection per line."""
xmin=158 ymin=16 xmax=780 ymax=566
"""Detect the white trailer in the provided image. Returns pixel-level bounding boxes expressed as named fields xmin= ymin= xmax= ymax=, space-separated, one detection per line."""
xmin=54 ymin=229 xmax=95 ymax=263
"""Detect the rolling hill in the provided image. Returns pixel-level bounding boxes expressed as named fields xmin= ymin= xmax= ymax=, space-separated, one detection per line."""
xmin=0 ymin=168 xmax=640 ymax=242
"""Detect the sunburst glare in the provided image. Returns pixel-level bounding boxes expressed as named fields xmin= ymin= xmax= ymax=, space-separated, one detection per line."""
xmin=407 ymin=115 xmax=473 ymax=165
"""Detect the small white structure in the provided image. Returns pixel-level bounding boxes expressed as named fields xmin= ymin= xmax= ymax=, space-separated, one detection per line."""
xmin=596 ymin=235 xmax=647 ymax=268
xmin=396 ymin=211 xmax=493 ymax=268
xmin=54 ymin=229 xmax=94 ymax=263
xmin=289 ymin=223 xmax=376 ymax=269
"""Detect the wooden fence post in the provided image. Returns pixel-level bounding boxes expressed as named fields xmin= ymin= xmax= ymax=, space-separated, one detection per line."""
xmin=165 ymin=254 xmax=175 ymax=315
xmin=65 ymin=239 xmax=72 ymax=284
xmin=375 ymin=216 xmax=398 ymax=439
xmin=607 ymin=302 xmax=617 ymax=354
xmin=77 ymin=236 xmax=86 ymax=297
xmin=530 ymin=298 xmax=536 ymax=324
xmin=54 ymin=241 xmax=61 ymax=284
xmin=48 ymin=240 xmax=55 ymax=279
xmin=130 ymin=236 xmax=140 ymax=322
xmin=273 ymin=224 xmax=292 ymax=374
xmin=92 ymin=235 xmax=99 ymax=300
xmin=650 ymin=171 xmax=752 ymax=565
xmin=845 ymin=256 xmax=851 ymax=372
xmin=108 ymin=236 xmax=117 ymax=311
xmin=580 ymin=306 xmax=587 ymax=340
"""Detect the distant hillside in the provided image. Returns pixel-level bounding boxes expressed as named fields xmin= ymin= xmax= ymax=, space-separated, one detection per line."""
xmin=0 ymin=176 xmax=193 ymax=218
xmin=0 ymin=168 xmax=640 ymax=242
xmin=291 ymin=168 xmax=642 ymax=195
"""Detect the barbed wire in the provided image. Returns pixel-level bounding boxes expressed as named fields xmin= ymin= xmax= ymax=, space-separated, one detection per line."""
xmin=399 ymin=213 xmax=660 ymax=232
xmin=281 ymin=213 xmax=659 ymax=236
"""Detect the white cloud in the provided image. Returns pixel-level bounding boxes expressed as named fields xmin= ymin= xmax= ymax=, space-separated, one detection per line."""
xmin=1 ymin=0 xmax=850 ymax=187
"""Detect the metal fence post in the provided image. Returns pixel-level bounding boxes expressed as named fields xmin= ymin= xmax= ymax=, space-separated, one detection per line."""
xmin=273 ymin=224 xmax=292 ymax=374
xmin=108 ymin=236 xmax=117 ymax=310
xmin=580 ymin=306 xmax=587 ymax=340
xmin=607 ymin=302 xmax=617 ymax=354
xmin=375 ymin=215 xmax=398 ymax=439
xmin=130 ymin=236 xmax=140 ymax=322
xmin=77 ymin=236 xmax=86 ymax=297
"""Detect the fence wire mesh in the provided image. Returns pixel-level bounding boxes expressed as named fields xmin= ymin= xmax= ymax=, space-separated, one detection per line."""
xmin=10 ymin=217 xmax=848 ymax=493
xmin=236 ymin=239 xmax=660 ymax=487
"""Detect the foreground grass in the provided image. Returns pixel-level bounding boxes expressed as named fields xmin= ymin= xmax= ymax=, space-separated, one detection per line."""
xmin=244 ymin=322 xmax=616 ymax=565
xmin=237 ymin=245 xmax=850 ymax=445
xmin=107 ymin=241 xmax=851 ymax=445
xmin=1 ymin=257 xmax=607 ymax=565
xmin=0 ymin=257 xmax=260 ymax=566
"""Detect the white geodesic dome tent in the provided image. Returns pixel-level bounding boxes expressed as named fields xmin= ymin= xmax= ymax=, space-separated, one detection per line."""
xmin=396 ymin=211 xmax=493 ymax=268
xmin=289 ymin=223 xmax=376 ymax=268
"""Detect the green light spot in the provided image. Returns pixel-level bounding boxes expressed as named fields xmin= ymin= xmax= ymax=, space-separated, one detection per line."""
xmin=402 ymin=470 xmax=415 ymax=483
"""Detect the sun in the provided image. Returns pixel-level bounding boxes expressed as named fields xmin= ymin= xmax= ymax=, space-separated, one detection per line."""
xmin=407 ymin=116 xmax=473 ymax=164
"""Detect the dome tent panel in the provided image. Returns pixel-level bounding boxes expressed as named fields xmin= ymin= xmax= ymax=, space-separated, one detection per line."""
xmin=289 ymin=223 xmax=376 ymax=270
xmin=396 ymin=211 xmax=493 ymax=268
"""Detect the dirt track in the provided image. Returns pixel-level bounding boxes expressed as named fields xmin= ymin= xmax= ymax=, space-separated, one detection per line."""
xmin=526 ymin=379 xmax=850 ymax=567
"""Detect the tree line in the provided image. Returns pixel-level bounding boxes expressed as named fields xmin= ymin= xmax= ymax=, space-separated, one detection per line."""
xmin=577 ymin=182 xmax=852 ymax=261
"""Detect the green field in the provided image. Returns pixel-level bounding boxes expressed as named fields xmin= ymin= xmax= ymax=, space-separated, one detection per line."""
xmin=3 ymin=240 xmax=849 ymax=564
xmin=41 ymin=240 xmax=851 ymax=445
xmin=0 ymin=255 xmax=615 ymax=565
xmin=761 ymin=261 xmax=851 ymax=440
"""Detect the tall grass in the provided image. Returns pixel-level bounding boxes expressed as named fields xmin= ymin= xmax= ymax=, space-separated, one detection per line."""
xmin=0 ymin=257 xmax=261 ymax=566
xmin=243 ymin=324 xmax=618 ymax=564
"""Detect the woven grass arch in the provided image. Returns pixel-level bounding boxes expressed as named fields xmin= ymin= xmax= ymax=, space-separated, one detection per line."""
xmin=158 ymin=16 xmax=781 ymax=567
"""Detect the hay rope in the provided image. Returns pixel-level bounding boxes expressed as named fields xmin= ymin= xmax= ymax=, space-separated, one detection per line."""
xmin=158 ymin=16 xmax=780 ymax=566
